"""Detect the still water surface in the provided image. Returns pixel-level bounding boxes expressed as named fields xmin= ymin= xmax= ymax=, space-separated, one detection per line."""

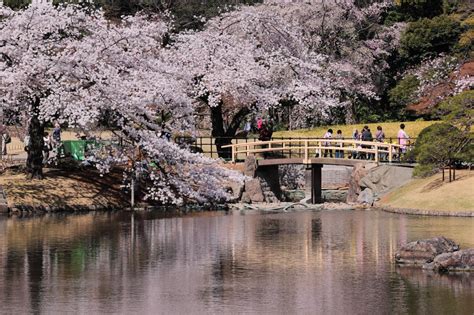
xmin=0 ymin=210 xmax=473 ymax=314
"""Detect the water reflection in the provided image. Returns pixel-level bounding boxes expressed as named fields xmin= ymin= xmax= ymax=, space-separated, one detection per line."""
xmin=0 ymin=210 xmax=472 ymax=314
xmin=394 ymin=268 xmax=474 ymax=314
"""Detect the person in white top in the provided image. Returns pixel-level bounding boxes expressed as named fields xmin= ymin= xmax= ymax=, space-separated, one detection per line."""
xmin=323 ymin=129 xmax=333 ymax=158
xmin=43 ymin=132 xmax=52 ymax=165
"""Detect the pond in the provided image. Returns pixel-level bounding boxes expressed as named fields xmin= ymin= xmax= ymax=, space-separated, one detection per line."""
xmin=0 ymin=210 xmax=473 ymax=314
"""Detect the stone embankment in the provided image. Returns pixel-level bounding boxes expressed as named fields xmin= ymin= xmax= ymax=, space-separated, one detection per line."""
xmin=347 ymin=163 xmax=413 ymax=205
xmin=395 ymin=236 xmax=474 ymax=272
xmin=233 ymin=156 xmax=283 ymax=204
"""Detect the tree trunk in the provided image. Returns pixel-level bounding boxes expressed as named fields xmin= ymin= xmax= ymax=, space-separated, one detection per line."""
xmin=26 ymin=98 xmax=45 ymax=179
xmin=210 ymin=104 xmax=250 ymax=159
xmin=210 ymin=105 xmax=231 ymax=159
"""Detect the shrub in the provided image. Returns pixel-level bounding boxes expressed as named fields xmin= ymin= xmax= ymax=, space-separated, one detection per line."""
xmin=411 ymin=123 xmax=469 ymax=177
xmin=386 ymin=0 xmax=443 ymax=23
xmin=437 ymin=90 xmax=474 ymax=131
xmin=388 ymin=75 xmax=420 ymax=110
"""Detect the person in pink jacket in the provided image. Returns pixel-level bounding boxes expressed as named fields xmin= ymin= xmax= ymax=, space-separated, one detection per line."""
xmin=397 ymin=124 xmax=409 ymax=154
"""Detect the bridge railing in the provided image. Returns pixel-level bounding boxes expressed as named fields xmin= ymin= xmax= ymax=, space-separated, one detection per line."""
xmin=174 ymin=136 xmax=415 ymax=160
xmin=222 ymin=139 xmax=409 ymax=163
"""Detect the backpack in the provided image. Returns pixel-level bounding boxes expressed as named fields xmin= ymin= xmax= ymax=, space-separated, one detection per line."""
xmin=4 ymin=133 xmax=11 ymax=144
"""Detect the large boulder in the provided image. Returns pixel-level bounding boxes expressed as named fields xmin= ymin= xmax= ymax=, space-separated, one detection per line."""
xmin=424 ymin=248 xmax=474 ymax=272
xmin=244 ymin=156 xmax=258 ymax=177
xmin=244 ymin=178 xmax=265 ymax=203
xmin=346 ymin=163 xmax=376 ymax=203
xmin=241 ymin=192 xmax=252 ymax=204
xmin=348 ymin=164 xmax=413 ymax=203
xmin=395 ymin=236 xmax=460 ymax=265
xmin=322 ymin=189 xmax=348 ymax=202
xmin=257 ymin=165 xmax=282 ymax=202
xmin=360 ymin=165 xmax=413 ymax=196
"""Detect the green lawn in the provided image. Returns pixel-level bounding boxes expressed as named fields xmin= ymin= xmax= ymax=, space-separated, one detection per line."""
xmin=273 ymin=121 xmax=440 ymax=141
xmin=380 ymin=170 xmax=474 ymax=212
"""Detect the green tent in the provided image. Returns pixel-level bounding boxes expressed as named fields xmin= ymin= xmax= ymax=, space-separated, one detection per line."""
xmin=61 ymin=140 xmax=98 ymax=161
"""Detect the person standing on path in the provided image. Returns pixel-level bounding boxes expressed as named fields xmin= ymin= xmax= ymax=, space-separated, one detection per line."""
xmin=323 ymin=129 xmax=333 ymax=158
xmin=257 ymin=117 xmax=263 ymax=131
xmin=52 ymin=122 xmax=62 ymax=159
xmin=43 ymin=132 xmax=52 ymax=165
xmin=361 ymin=126 xmax=373 ymax=159
xmin=375 ymin=126 xmax=385 ymax=142
xmin=397 ymin=123 xmax=410 ymax=155
xmin=351 ymin=129 xmax=360 ymax=159
xmin=0 ymin=125 xmax=10 ymax=160
xmin=375 ymin=126 xmax=386 ymax=161
xmin=52 ymin=122 xmax=61 ymax=146
xmin=335 ymin=130 xmax=344 ymax=158
xmin=243 ymin=119 xmax=252 ymax=138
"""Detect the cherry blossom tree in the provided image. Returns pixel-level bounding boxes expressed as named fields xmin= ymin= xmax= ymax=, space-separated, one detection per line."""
xmin=171 ymin=1 xmax=403 ymax=146
xmin=0 ymin=4 xmax=101 ymax=178
xmin=169 ymin=27 xmax=276 ymax=157
xmin=0 ymin=3 xmax=243 ymax=204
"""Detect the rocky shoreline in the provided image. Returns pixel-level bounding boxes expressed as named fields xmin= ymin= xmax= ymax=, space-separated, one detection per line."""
xmin=4 ymin=203 xmax=231 ymax=216
xmin=3 ymin=197 xmax=473 ymax=217
xmin=1 ymin=157 xmax=472 ymax=217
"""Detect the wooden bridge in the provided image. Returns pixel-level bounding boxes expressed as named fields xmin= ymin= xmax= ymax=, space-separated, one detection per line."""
xmin=223 ymin=139 xmax=410 ymax=204
xmin=223 ymin=139 xmax=406 ymax=164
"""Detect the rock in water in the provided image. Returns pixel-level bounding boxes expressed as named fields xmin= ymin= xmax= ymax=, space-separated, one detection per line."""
xmin=395 ymin=236 xmax=460 ymax=265
xmin=424 ymin=248 xmax=474 ymax=272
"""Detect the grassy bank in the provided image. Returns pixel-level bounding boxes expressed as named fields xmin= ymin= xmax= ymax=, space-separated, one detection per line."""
xmin=273 ymin=120 xmax=439 ymax=139
xmin=0 ymin=168 xmax=128 ymax=209
xmin=379 ymin=169 xmax=474 ymax=213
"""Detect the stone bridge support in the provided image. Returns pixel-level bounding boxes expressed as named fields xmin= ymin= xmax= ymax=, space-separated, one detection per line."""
xmin=258 ymin=163 xmax=335 ymax=204
xmin=255 ymin=165 xmax=282 ymax=202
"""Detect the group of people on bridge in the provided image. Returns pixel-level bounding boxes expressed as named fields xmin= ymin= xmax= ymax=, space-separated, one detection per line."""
xmin=321 ymin=124 xmax=410 ymax=161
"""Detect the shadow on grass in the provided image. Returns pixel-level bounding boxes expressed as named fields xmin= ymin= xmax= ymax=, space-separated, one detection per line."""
xmin=4 ymin=167 xmax=129 ymax=207
xmin=420 ymin=173 xmax=470 ymax=193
